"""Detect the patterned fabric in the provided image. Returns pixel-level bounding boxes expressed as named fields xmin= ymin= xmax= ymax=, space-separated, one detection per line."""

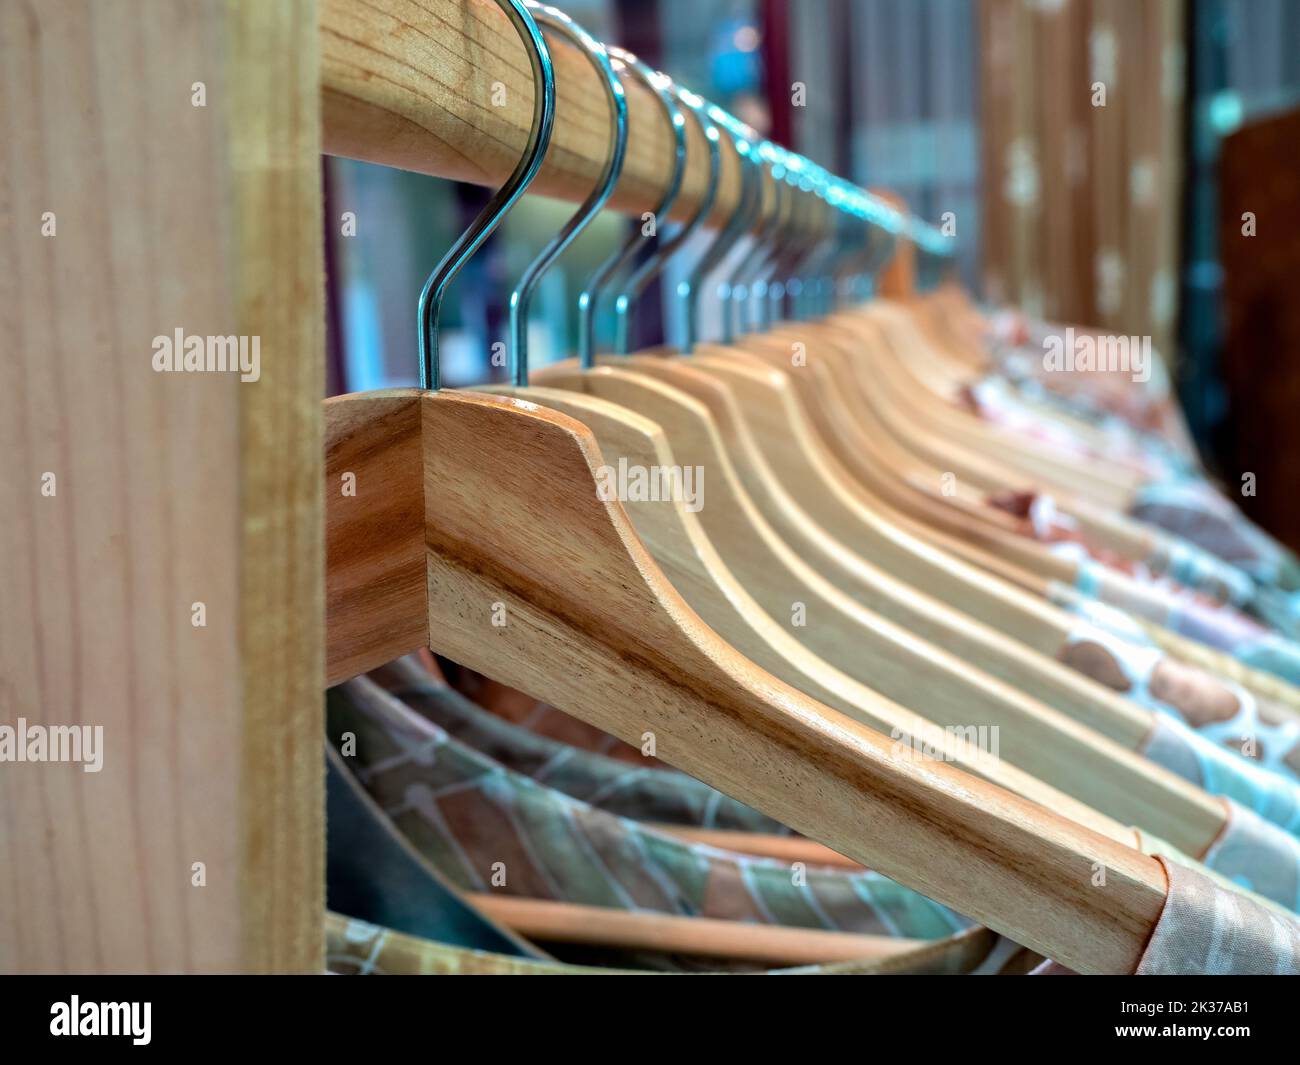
xmin=968 ymin=348 xmax=1300 ymax=655
xmin=1140 ymin=715 xmax=1300 ymax=841
xmin=960 ymin=367 xmax=1189 ymax=481
xmin=1060 ymin=555 xmax=1300 ymax=685
xmin=969 ymin=407 xmax=1300 ymax=686
xmin=1027 ymin=824 xmax=1298 ymax=976
xmin=1133 ymin=479 xmax=1300 ymax=594
xmin=955 ymin=306 xmax=1300 ymax=652
xmin=325 ymin=912 xmax=1021 ymax=976
xmin=328 ymin=676 xmax=971 ymax=940
xmin=1133 ymin=823 xmax=1294 ymax=921
xmin=443 ymin=663 xmax=661 ymax=768
xmin=326 ymin=912 xmax=629 ymax=975
xmin=1136 ymin=857 xmax=1300 ymax=975
xmin=1058 ymin=598 xmax=1300 ymax=787
xmin=1199 ymin=802 xmax=1300 ymax=914
xmin=325 ymin=746 xmax=538 ymax=959
xmin=368 ymin=656 xmax=789 ymax=834
xmin=960 ymin=378 xmax=1158 ymax=473
xmin=1133 ymin=618 xmax=1300 ymax=715
xmin=989 ymin=489 xmax=1256 ymax=607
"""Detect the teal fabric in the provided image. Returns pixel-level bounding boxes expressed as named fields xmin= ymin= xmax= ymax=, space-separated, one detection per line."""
xmin=1063 ymin=603 xmax=1300 ymax=838
xmin=1141 ymin=714 xmax=1300 ymax=844
xmin=1201 ymin=800 xmax=1300 ymax=915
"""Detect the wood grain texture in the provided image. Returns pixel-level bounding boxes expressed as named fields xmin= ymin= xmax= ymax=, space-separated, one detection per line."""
xmin=649 ymin=826 xmax=864 ymax=870
xmin=325 ymin=391 xmax=428 ymax=684
xmin=320 ymin=0 xmax=741 ymax=223
xmin=639 ymin=351 xmax=1159 ymax=746
xmin=727 ymin=331 xmax=1072 ymax=648
xmin=321 ymin=388 xmax=1167 ymax=973
xmin=0 ymin=0 xmax=323 ymax=973
xmin=495 ymin=384 xmax=1137 ymax=844
xmin=530 ymin=363 xmax=1224 ymax=855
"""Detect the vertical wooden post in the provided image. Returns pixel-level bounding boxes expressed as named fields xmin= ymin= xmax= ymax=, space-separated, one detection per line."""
xmin=0 ymin=0 xmax=323 ymax=972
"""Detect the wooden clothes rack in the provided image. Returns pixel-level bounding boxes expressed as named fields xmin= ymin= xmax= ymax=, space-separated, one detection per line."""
xmin=0 ymin=0 xmax=925 ymax=973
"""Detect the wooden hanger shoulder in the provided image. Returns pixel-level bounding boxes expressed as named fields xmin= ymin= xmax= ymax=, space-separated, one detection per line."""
xmin=489 ymin=386 xmax=1160 ymax=847
xmin=730 ymin=330 xmax=1122 ymax=616
xmin=323 ymin=386 xmax=1167 ymax=973
xmin=661 ymin=351 xmax=1160 ymax=744
xmin=685 ymin=348 xmax=1079 ymax=651
xmin=524 ymin=365 xmax=1224 ymax=855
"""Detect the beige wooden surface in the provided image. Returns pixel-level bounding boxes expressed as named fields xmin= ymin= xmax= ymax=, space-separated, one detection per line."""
xmin=320 ymin=0 xmax=742 ymax=224
xmin=324 ymin=388 xmax=1169 ymax=974
xmin=0 ymin=0 xmax=323 ymax=973
xmin=467 ymin=893 xmax=927 ymax=966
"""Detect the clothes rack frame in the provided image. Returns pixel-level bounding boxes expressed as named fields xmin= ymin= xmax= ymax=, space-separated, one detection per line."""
xmin=1 ymin=0 xmax=944 ymax=974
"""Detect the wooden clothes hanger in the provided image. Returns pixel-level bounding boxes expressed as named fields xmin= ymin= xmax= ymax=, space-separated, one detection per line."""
xmin=812 ymin=275 xmax=1243 ymax=596
xmin=877 ymin=299 xmax=1255 ymax=604
xmin=906 ymin=286 xmax=1193 ymax=460
xmin=532 ymin=361 xmax=1233 ymax=857
xmin=562 ymin=145 xmax=1184 ymax=743
xmin=797 ymin=306 xmax=1215 ymax=585
xmin=486 ymin=43 xmax=1198 ymax=851
xmin=688 ymin=182 xmax=1300 ymax=743
xmin=549 ymin=145 xmax=1300 ymax=853
xmin=671 ymin=328 xmax=1300 ymax=757
xmin=326 ymin=0 xmax=1171 ymax=974
xmin=522 ymin=101 xmax=1294 ymax=864
xmin=683 ymin=232 xmax=1214 ymax=671
xmin=827 ymin=310 xmax=1145 ymax=501
xmin=700 ymin=209 xmax=1185 ymax=620
xmin=731 ymin=322 xmax=1117 ymax=594
xmin=466 ymin=893 xmax=928 ymax=967
xmin=329 ymin=383 xmax=1179 ymax=974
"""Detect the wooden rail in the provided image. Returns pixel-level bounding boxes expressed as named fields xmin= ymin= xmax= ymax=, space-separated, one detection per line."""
xmin=320 ymin=0 xmax=745 ymax=223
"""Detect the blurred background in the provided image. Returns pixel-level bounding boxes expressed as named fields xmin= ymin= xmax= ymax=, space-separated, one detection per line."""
xmin=325 ymin=0 xmax=1300 ymax=548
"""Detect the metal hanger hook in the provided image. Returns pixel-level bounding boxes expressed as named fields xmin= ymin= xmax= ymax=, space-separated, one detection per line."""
xmin=612 ymin=84 xmax=721 ymax=355
xmin=675 ymin=105 xmax=761 ymax=353
xmin=576 ymin=49 xmax=686 ymax=369
xmin=724 ymin=140 xmax=784 ymax=338
xmin=416 ymin=0 xmax=555 ymax=391
xmin=509 ymin=2 xmax=629 ymax=386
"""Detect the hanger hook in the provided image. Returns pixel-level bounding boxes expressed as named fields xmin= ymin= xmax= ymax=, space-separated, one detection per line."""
xmin=781 ymin=163 xmax=824 ymax=323
xmin=576 ymin=50 xmax=686 ymax=369
xmin=910 ymin=218 xmax=957 ymax=292
xmin=716 ymin=149 xmax=769 ymax=345
xmin=789 ymin=165 xmax=834 ymax=320
xmin=612 ymin=85 xmax=721 ymax=355
xmin=823 ymin=178 xmax=858 ymax=311
xmin=832 ymin=188 xmax=884 ymax=302
xmin=676 ymin=105 xmax=761 ymax=353
xmin=726 ymin=140 xmax=784 ymax=338
xmin=508 ymin=2 xmax=628 ymax=386
xmin=416 ymin=0 xmax=556 ymax=391
xmin=746 ymin=145 xmax=801 ymax=332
